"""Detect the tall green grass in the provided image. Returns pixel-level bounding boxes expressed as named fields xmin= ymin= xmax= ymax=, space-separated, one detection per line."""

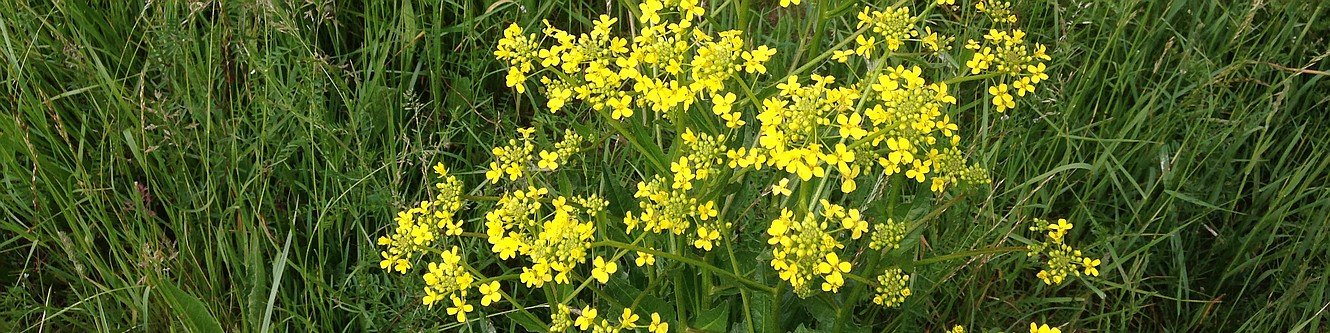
xmin=1 ymin=0 xmax=1327 ymax=331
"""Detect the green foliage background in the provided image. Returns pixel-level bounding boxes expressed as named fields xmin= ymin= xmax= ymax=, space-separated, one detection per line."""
xmin=1 ymin=0 xmax=1328 ymax=331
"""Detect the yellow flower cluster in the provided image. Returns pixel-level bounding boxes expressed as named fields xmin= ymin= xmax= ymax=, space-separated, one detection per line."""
xmin=856 ymin=7 xmax=919 ymax=54
xmin=422 ymin=247 xmax=476 ymax=321
xmin=868 ymin=218 xmax=908 ymax=251
xmin=1028 ymin=218 xmax=1101 ymax=285
xmin=377 ymin=163 xmax=465 ymax=274
xmin=550 ymin=304 xmax=574 ymax=332
xmin=766 ymin=201 xmax=866 ymax=297
xmin=627 ymin=130 xmax=730 ymax=252
xmin=495 ymin=0 xmax=776 ymax=121
xmin=965 ymin=2 xmax=1052 ymax=112
xmin=872 ymin=267 xmax=912 ymax=307
xmin=555 ymin=305 xmax=667 ymax=333
xmin=495 ymin=24 xmax=539 ymax=94
xmin=731 ymin=66 xmax=987 ymax=195
xmin=487 ymin=128 xmax=584 ymax=181
xmin=484 ymin=187 xmax=599 ymax=288
xmin=486 ymin=128 xmax=537 ymax=181
xmin=563 ymin=305 xmax=662 ymax=331
xmin=976 ymin=0 xmax=1019 ymax=25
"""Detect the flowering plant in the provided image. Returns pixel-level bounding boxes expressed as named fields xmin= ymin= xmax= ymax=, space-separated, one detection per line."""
xmin=379 ymin=0 xmax=1098 ymax=331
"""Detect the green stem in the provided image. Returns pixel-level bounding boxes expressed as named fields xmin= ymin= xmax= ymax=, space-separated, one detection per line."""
xmin=944 ymin=72 xmax=1002 ymax=85
xmin=788 ymin=25 xmax=870 ymax=78
xmin=592 ymin=240 xmax=777 ymax=294
xmin=459 ymin=263 xmax=549 ymax=330
xmin=913 ymin=246 xmax=1028 ymax=266
xmin=768 ymin=284 xmax=783 ymax=332
xmin=460 ymin=194 xmax=499 ymax=202
xmin=601 ymin=109 xmax=669 ymax=173
xmin=723 ymin=230 xmax=757 ymax=333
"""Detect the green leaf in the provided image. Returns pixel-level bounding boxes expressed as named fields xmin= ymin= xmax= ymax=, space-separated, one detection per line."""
xmin=505 ymin=310 xmax=547 ymax=332
xmin=693 ymin=302 xmax=730 ymax=333
xmin=157 ymin=279 xmax=224 ymax=333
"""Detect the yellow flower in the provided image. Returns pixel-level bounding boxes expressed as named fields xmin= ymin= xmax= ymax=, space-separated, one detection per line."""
xmin=1030 ymin=323 xmax=1062 ymax=333
xmin=1048 ymin=218 xmax=1073 ymax=241
xmin=576 ymin=306 xmax=598 ymax=330
xmin=936 ymin=115 xmax=959 ymax=137
xmin=837 ymin=113 xmax=868 ymax=139
xmin=693 ymin=226 xmax=720 ymax=251
xmin=722 ymin=111 xmax=746 ymax=128
xmin=478 ymin=281 xmax=501 ymax=306
xmin=505 ymin=67 xmax=526 ymax=94
xmin=1028 ymin=62 xmax=1049 ymax=83
xmin=855 ymin=35 xmax=876 ymax=57
xmin=1082 ymin=257 xmax=1101 ymax=276
xmin=887 ymin=137 xmax=915 ymax=165
xmin=818 ymin=252 xmax=852 ymax=275
xmin=905 ymin=160 xmax=930 ymax=182
xmin=609 ymin=94 xmax=634 ymax=119
xmin=591 ymin=256 xmax=618 ymax=283
xmin=712 ymin=92 xmax=736 ymax=115
xmin=648 ymin=313 xmax=669 ymax=333
xmin=538 ymin=150 xmax=560 ymax=170
xmin=988 ymin=83 xmax=1016 ymax=112
xmin=635 ymin=251 xmax=656 ymax=266
xmin=1013 ymin=77 xmax=1035 ymax=97
xmin=446 ymin=295 xmax=474 ymax=323
xmin=842 ymin=209 xmax=868 ymax=239
xmin=485 ymin=162 xmax=503 ymax=182
xmin=825 ymin=143 xmax=856 ymax=175
xmin=743 ymin=45 xmax=777 ymax=74
xmin=832 ymin=50 xmax=854 ymax=63
xmin=697 ymin=201 xmax=718 ymax=220
xmin=938 ymin=0 xmax=955 ymax=5
xmin=931 ymin=177 xmax=948 ymax=193
xmin=619 ymin=308 xmax=640 ymax=329
xmin=638 ymin=0 xmax=662 ymax=24
xmin=779 ymin=0 xmax=801 ymax=7
xmin=772 ymin=178 xmax=792 ymax=196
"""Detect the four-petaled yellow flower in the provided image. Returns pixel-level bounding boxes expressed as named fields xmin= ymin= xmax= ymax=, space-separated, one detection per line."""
xmin=722 ymin=111 xmax=746 ymax=128
xmin=538 ymin=150 xmax=560 ymax=170
xmin=693 ymin=226 xmax=721 ymax=251
xmin=478 ymin=281 xmax=501 ymax=306
xmin=619 ymin=309 xmax=640 ymax=329
xmin=988 ymin=83 xmax=1016 ymax=112
xmin=697 ymin=201 xmax=718 ymax=220
xmin=648 ymin=313 xmax=669 ymax=333
xmin=591 ymin=256 xmax=618 ymax=283
xmin=855 ymin=35 xmax=877 ymax=57
xmin=635 ymin=251 xmax=656 ymax=266
xmin=575 ymin=306 xmax=598 ymax=330
xmin=837 ymin=113 xmax=868 ymax=139
xmin=1082 ymin=257 xmax=1101 ymax=276
xmin=1048 ymin=218 xmax=1073 ymax=241
xmin=1028 ymin=63 xmax=1049 ymax=83
xmin=447 ymin=295 xmax=474 ymax=323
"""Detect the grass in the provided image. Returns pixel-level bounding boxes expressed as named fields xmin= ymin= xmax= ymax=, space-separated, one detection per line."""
xmin=1 ymin=0 xmax=1328 ymax=331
